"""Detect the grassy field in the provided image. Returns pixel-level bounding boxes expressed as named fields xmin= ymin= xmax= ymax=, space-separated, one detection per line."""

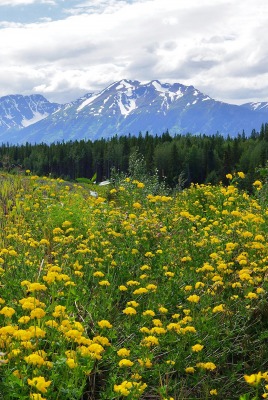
xmin=0 ymin=171 xmax=268 ymax=399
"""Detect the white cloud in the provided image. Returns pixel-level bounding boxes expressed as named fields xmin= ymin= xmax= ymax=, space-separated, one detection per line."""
xmin=64 ymin=0 xmax=134 ymax=16
xmin=0 ymin=0 xmax=55 ymax=5
xmin=0 ymin=0 xmax=268 ymax=104
xmin=0 ymin=21 xmax=24 ymax=27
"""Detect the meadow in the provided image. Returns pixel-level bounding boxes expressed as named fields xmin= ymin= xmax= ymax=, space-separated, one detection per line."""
xmin=0 ymin=170 xmax=268 ymax=399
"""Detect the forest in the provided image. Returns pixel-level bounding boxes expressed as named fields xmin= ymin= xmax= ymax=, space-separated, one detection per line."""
xmin=1 ymin=123 xmax=268 ymax=189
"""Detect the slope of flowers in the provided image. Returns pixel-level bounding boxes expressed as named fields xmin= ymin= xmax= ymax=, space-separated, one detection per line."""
xmin=0 ymin=172 xmax=268 ymax=399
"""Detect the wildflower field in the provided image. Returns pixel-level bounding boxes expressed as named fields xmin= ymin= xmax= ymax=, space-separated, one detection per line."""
xmin=0 ymin=171 xmax=268 ymax=399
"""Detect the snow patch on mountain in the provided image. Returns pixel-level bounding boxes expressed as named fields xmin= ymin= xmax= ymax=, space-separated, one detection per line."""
xmin=252 ymin=103 xmax=268 ymax=111
xmin=116 ymin=80 xmax=134 ymax=90
xmin=21 ymin=111 xmax=49 ymax=127
xmin=77 ymin=94 xmax=99 ymax=112
xmin=252 ymin=102 xmax=262 ymax=110
xmin=241 ymin=101 xmax=268 ymax=113
xmin=103 ymin=95 xmax=111 ymax=105
xmin=118 ymin=93 xmax=136 ymax=116
xmin=151 ymin=80 xmax=167 ymax=93
xmin=174 ymin=87 xmax=184 ymax=99
xmin=150 ymin=80 xmax=186 ymax=103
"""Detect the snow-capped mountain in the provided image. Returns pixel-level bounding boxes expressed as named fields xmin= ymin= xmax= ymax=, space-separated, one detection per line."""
xmin=0 ymin=80 xmax=267 ymax=144
xmin=0 ymin=94 xmax=61 ymax=141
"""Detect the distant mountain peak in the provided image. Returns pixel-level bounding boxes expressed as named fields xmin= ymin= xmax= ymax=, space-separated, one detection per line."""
xmin=0 ymin=94 xmax=61 ymax=136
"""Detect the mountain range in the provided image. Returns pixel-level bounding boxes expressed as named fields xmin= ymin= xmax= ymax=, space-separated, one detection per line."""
xmin=0 ymin=79 xmax=267 ymax=144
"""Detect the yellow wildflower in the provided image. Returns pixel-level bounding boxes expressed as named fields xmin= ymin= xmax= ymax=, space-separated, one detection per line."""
xmin=212 ymin=304 xmax=225 ymax=313
xmin=25 ymin=354 xmax=45 ymax=366
xmin=27 ymin=283 xmax=47 ymax=292
xmin=185 ymin=367 xmax=195 ymax=373
xmin=98 ymin=280 xmax=110 ymax=286
xmin=27 ymin=376 xmax=51 ymax=393
xmin=30 ymin=394 xmax=47 ymax=400
xmin=146 ymin=284 xmax=157 ymax=291
xmin=30 ymin=308 xmax=46 ymax=319
xmin=93 ymin=271 xmax=105 ymax=277
xmin=66 ymin=358 xmax=78 ymax=368
xmin=98 ymin=320 xmax=113 ymax=329
xmin=137 ymin=182 xmax=145 ymax=188
xmin=117 ymin=348 xmax=131 ymax=357
xmin=210 ymin=389 xmax=218 ymax=395
xmin=244 ymin=372 xmax=263 ymax=386
xmin=114 ymin=381 xmax=132 ymax=396
xmin=133 ymin=202 xmax=142 ymax=209
xmin=62 ymin=220 xmax=72 ymax=228
xmin=18 ymin=316 xmax=31 ymax=324
xmin=192 ymin=344 xmax=204 ymax=352
xmin=138 ymin=358 xmax=153 ymax=368
xmin=143 ymin=310 xmax=155 ymax=317
xmin=123 ymin=307 xmax=137 ymax=315
xmin=0 ymin=306 xmax=15 ymax=318
xmin=187 ymin=295 xmax=200 ymax=303
xmin=253 ymin=180 xmax=262 ymax=187
xmin=245 ymin=292 xmax=258 ymax=299
xmin=140 ymin=265 xmax=151 ymax=271
xmin=118 ymin=359 xmax=134 ymax=367
xmin=158 ymin=306 xmax=168 ymax=313
xmin=127 ymin=301 xmax=139 ymax=307
xmin=184 ymin=285 xmax=193 ymax=291
xmin=196 ymin=362 xmax=216 ymax=371
xmin=133 ymin=287 xmax=148 ymax=295
xmin=126 ymin=280 xmax=140 ymax=286
xmin=119 ymin=285 xmax=128 ymax=291
xmin=141 ymin=335 xmax=159 ymax=347
xmin=153 ymin=319 xmax=162 ymax=326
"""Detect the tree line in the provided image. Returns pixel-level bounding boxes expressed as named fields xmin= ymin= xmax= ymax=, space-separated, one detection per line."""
xmin=1 ymin=123 xmax=268 ymax=189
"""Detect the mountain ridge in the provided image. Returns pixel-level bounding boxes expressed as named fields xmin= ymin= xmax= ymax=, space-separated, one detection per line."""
xmin=0 ymin=80 xmax=267 ymax=144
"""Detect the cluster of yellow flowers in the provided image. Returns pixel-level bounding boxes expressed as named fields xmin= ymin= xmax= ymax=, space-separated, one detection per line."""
xmin=114 ymin=380 xmax=147 ymax=397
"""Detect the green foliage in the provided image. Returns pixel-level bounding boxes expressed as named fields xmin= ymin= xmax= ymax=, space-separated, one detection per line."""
xmin=1 ymin=124 xmax=268 ymax=191
xmin=76 ymin=173 xmax=97 ymax=184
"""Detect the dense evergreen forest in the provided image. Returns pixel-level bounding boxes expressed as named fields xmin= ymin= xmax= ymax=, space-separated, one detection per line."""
xmin=1 ymin=123 xmax=268 ymax=189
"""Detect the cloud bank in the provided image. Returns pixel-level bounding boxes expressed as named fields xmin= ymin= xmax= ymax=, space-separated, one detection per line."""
xmin=0 ymin=0 xmax=268 ymax=104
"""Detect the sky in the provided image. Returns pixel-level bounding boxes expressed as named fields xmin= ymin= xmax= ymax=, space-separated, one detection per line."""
xmin=0 ymin=0 xmax=268 ymax=105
